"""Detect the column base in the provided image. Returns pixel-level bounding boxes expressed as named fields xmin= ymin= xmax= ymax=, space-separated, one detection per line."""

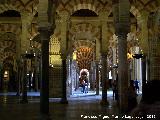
xmin=100 ymin=99 xmax=109 ymax=106
xmin=16 ymin=92 xmax=20 ymax=96
xmin=39 ymin=114 xmax=51 ymax=120
xmin=96 ymin=91 xmax=99 ymax=95
xmin=20 ymin=99 xmax=28 ymax=104
xmin=60 ymin=98 xmax=68 ymax=104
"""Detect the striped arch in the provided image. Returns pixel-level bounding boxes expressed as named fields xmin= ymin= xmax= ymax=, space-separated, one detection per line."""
xmin=0 ymin=32 xmax=17 ymax=64
xmin=23 ymin=0 xmax=39 ymax=15
xmin=30 ymin=33 xmax=41 ymax=49
xmin=0 ymin=0 xmax=38 ymax=15
xmin=0 ymin=3 xmax=21 ymax=14
xmin=0 ymin=24 xmax=21 ymax=37
xmin=57 ymin=0 xmax=112 ymax=16
xmin=73 ymin=40 xmax=95 ymax=51
xmin=0 ymin=52 xmax=15 ymax=65
xmin=130 ymin=5 xmax=141 ymax=20
xmin=70 ymin=22 xmax=99 ymax=41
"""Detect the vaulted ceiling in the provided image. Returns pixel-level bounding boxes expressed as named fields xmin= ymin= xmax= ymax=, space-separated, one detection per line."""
xmin=0 ymin=0 xmax=160 ymax=70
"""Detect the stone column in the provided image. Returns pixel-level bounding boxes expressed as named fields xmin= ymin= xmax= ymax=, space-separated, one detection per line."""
xmin=0 ymin=62 xmax=2 ymax=90
xmin=39 ymin=27 xmax=52 ymax=116
xmin=99 ymin=10 xmax=110 ymax=105
xmin=20 ymin=56 xmax=28 ymax=103
xmin=90 ymin=62 xmax=95 ymax=90
xmin=60 ymin=55 xmax=68 ymax=103
xmin=112 ymin=47 xmax=117 ymax=81
xmin=59 ymin=10 xmax=69 ymax=104
xmin=20 ymin=11 xmax=33 ymax=103
xmin=89 ymin=70 xmax=93 ymax=90
xmin=93 ymin=62 xmax=96 ymax=90
xmin=20 ymin=11 xmax=33 ymax=54
xmin=141 ymin=55 xmax=146 ymax=101
xmin=100 ymin=53 xmax=108 ymax=105
xmin=113 ymin=0 xmax=130 ymax=112
xmin=38 ymin=0 xmax=56 ymax=117
xmin=95 ymin=61 xmax=100 ymax=95
xmin=67 ymin=55 xmax=72 ymax=95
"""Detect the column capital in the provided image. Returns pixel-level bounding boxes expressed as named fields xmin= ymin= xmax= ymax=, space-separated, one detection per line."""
xmin=38 ymin=26 xmax=54 ymax=39
xmin=99 ymin=11 xmax=109 ymax=22
xmin=59 ymin=10 xmax=70 ymax=22
xmin=140 ymin=10 xmax=149 ymax=19
xmin=21 ymin=10 xmax=34 ymax=23
xmin=137 ymin=10 xmax=149 ymax=25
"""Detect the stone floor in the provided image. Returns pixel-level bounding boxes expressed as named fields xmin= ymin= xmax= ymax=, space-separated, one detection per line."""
xmin=0 ymin=91 xmax=143 ymax=120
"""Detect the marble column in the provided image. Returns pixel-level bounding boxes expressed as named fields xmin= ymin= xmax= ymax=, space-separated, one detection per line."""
xmin=60 ymin=55 xmax=68 ymax=104
xmin=59 ymin=11 xmax=69 ymax=103
xmin=117 ymin=33 xmax=129 ymax=112
xmin=141 ymin=55 xmax=146 ymax=101
xmin=39 ymin=27 xmax=51 ymax=115
xmin=95 ymin=61 xmax=100 ymax=95
xmin=99 ymin=10 xmax=110 ymax=105
xmin=113 ymin=0 xmax=130 ymax=112
xmin=0 ymin=63 xmax=2 ymax=90
xmin=67 ymin=55 xmax=72 ymax=95
xmin=20 ymin=11 xmax=33 ymax=102
xmin=38 ymin=0 xmax=56 ymax=118
xmin=20 ymin=11 xmax=33 ymax=54
xmin=20 ymin=56 xmax=28 ymax=103
xmin=89 ymin=67 xmax=94 ymax=90
xmin=93 ymin=63 xmax=96 ymax=90
xmin=100 ymin=53 xmax=108 ymax=105
xmin=112 ymin=47 xmax=117 ymax=81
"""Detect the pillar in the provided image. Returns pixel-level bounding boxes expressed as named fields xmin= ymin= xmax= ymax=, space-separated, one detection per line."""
xmin=39 ymin=27 xmax=52 ymax=116
xmin=95 ymin=61 xmax=100 ymax=95
xmin=20 ymin=11 xmax=33 ymax=103
xmin=0 ymin=62 xmax=2 ymax=90
xmin=89 ymin=67 xmax=93 ymax=90
xmin=60 ymin=55 xmax=68 ymax=103
xmin=100 ymin=53 xmax=108 ymax=105
xmin=67 ymin=55 xmax=72 ymax=95
xmin=113 ymin=0 xmax=130 ymax=112
xmin=112 ymin=47 xmax=117 ymax=81
xmin=20 ymin=56 xmax=28 ymax=103
xmin=20 ymin=11 xmax=33 ymax=54
xmin=99 ymin=10 xmax=110 ymax=105
xmin=59 ymin=10 xmax=69 ymax=103
xmin=141 ymin=55 xmax=146 ymax=101
xmin=38 ymin=0 xmax=56 ymax=117
xmin=92 ymin=62 xmax=96 ymax=90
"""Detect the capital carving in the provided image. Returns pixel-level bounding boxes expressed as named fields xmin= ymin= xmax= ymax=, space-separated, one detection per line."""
xmin=59 ymin=10 xmax=70 ymax=22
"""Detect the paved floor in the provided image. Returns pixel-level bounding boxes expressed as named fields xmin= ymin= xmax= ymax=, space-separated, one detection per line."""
xmin=0 ymin=91 xmax=142 ymax=120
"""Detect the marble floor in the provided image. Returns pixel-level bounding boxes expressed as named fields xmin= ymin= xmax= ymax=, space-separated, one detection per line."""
xmin=0 ymin=91 xmax=142 ymax=120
